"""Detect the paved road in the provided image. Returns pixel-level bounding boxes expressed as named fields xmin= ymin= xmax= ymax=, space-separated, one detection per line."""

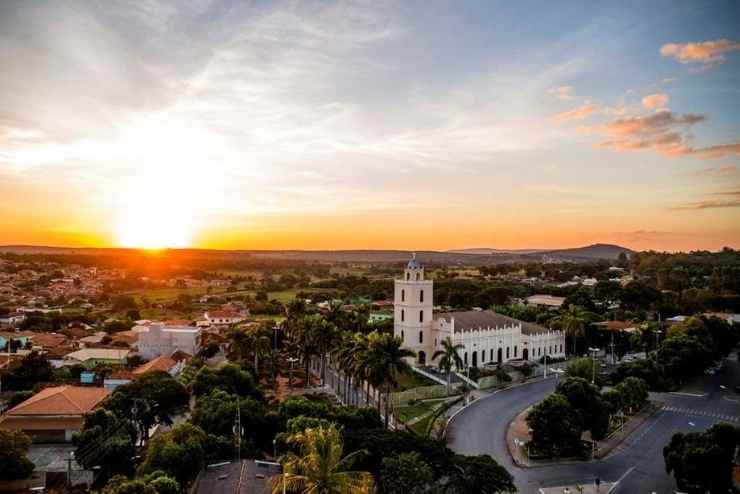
xmin=447 ymin=353 xmax=740 ymax=494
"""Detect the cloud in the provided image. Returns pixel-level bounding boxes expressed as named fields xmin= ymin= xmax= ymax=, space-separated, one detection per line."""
xmin=699 ymin=164 xmax=737 ymax=175
xmin=551 ymin=104 xmax=596 ymax=123
xmin=660 ymin=39 xmax=740 ymax=67
xmin=641 ymin=93 xmax=669 ymax=110
xmin=548 ymin=86 xmax=575 ymax=100
xmin=671 ymin=200 xmax=740 ymax=211
xmin=710 ymin=190 xmax=740 ymax=197
xmin=662 ymin=77 xmax=677 ymax=84
xmin=582 ymin=110 xmax=740 ymax=159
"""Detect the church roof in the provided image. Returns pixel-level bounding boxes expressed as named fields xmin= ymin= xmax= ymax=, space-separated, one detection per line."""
xmin=437 ymin=310 xmax=551 ymax=335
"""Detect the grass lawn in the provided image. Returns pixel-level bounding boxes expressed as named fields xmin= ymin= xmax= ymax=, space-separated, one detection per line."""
xmin=128 ymin=287 xmax=302 ymax=304
xmin=409 ymin=413 xmax=435 ymax=436
xmin=394 ymin=401 xmax=438 ymax=422
xmin=393 ymin=369 xmax=437 ymax=392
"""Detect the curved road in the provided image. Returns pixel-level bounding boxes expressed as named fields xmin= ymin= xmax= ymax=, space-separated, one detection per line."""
xmin=447 ymin=353 xmax=740 ymax=494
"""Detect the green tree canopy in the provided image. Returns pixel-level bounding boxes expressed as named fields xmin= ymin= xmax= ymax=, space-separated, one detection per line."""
xmin=0 ymin=430 xmax=34 ymax=480
xmin=380 ymin=452 xmax=434 ymax=494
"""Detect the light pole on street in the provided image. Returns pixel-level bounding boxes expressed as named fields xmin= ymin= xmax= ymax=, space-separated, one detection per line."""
xmin=588 ymin=347 xmax=600 ymax=384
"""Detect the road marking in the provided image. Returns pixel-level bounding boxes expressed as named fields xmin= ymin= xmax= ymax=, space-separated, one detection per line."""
xmin=669 ymin=391 xmax=706 ymax=397
xmin=661 ymin=405 xmax=739 ymax=423
xmin=607 ymin=466 xmax=636 ymax=493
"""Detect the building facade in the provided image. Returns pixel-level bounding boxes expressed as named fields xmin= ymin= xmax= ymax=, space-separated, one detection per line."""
xmin=137 ymin=323 xmax=201 ymax=360
xmin=394 ymin=256 xmax=565 ymax=367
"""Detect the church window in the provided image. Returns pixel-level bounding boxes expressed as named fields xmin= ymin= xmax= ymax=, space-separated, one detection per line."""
xmin=434 ymin=338 xmax=437 ymax=347
xmin=401 ymin=309 xmax=404 ymax=322
xmin=514 ymin=345 xmax=518 ymax=357
xmin=420 ymin=290 xmax=424 ymax=303
xmin=406 ymin=273 xmax=410 ymax=280
xmin=419 ymin=310 xmax=424 ymax=323
xmin=401 ymin=289 xmax=405 ymax=302
xmin=416 ymin=273 xmax=420 ymax=280
xmin=401 ymin=330 xmax=404 ymax=341
xmin=506 ymin=347 xmax=510 ymax=359
xmin=560 ymin=344 xmax=563 ymax=353
xmin=490 ymin=349 xmax=494 ymax=361
xmin=464 ymin=352 xmax=468 ymax=366
xmin=419 ymin=331 xmax=423 ymax=343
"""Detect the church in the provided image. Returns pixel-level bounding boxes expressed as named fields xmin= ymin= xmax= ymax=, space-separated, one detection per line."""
xmin=394 ymin=255 xmax=565 ymax=368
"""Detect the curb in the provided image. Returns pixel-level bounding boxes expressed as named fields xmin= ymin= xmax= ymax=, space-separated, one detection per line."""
xmin=444 ymin=375 xmax=556 ymax=437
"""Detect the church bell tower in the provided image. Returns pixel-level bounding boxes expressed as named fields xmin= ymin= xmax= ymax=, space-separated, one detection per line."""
xmin=394 ymin=253 xmax=434 ymax=365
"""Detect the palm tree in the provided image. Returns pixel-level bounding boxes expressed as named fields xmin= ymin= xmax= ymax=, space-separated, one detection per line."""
xmin=364 ymin=332 xmax=416 ymax=428
xmin=271 ymin=424 xmax=373 ymax=494
xmin=553 ymin=304 xmax=596 ymax=356
xmin=251 ymin=325 xmax=273 ymax=376
xmin=432 ymin=337 xmax=464 ymax=395
xmin=226 ymin=327 xmax=253 ymax=362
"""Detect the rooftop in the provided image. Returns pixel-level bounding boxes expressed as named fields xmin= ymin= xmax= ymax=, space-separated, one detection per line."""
xmin=437 ymin=310 xmax=552 ymax=335
xmin=3 ymin=385 xmax=109 ymax=416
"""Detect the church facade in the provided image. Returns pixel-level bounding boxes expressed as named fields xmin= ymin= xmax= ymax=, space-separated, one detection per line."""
xmin=394 ymin=256 xmax=565 ymax=367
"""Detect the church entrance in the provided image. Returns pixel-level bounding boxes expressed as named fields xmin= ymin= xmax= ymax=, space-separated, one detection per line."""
xmin=472 ymin=351 xmax=477 ymax=368
xmin=417 ymin=351 xmax=426 ymax=366
xmin=523 ymin=348 xmax=529 ymax=361
xmin=497 ymin=348 xmax=503 ymax=364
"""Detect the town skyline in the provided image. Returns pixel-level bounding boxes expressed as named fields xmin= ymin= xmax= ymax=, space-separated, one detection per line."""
xmin=1 ymin=0 xmax=739 ymax=252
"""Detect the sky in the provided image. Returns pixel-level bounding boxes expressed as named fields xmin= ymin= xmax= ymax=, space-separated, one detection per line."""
xmin=0 ymin=0 xmax=739 ymax=252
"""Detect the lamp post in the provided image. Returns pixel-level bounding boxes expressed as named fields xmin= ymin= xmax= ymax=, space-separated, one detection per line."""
xmin=654 ymin=330 xmax=662 ymax=352
xmin=287 ymin=357 xmax=299 ymax=391
xmin=588 ymin=347 xmax=600 ymax=384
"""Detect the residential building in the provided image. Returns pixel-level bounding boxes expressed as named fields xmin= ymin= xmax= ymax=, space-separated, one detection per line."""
xmin=63 ymin=348 xmax=131 ymax=368
xmin=524 ymin=294 xmax=566 ymax=309
xmin=204 ymin=310 xmax=246 ymax=326
xmin=0 ymin=385 xmax=109 ymax=442
xmin=137 ymin=323 xmax=201 ymax=360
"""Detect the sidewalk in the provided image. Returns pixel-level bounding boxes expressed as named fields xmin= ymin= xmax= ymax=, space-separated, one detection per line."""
xmin=539 ymin=483 xmax=615 ymax=494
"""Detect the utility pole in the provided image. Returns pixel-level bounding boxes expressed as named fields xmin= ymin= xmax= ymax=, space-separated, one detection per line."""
xmin=66 ymin=451 xmax=74 ymax=490
xmin=233 ymin=399 xmax=242 ymax=463
xmin=543 ymin=354 xmax=547 ymax=378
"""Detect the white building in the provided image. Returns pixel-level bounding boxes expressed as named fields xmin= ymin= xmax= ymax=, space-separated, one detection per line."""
xmin=394 ymin=256 xmax=565 ymax=367
xmin=137 ymin=323 xmax=201 ymax=360
xmin=203 ymin=310 xmax=246 ymax=326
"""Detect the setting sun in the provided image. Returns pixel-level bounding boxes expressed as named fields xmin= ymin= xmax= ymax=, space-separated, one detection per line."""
xmin=114 ymin=191 xmax=195 ymax=249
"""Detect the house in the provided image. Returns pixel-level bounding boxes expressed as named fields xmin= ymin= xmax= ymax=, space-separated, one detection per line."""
xmin=103 ymin=354 xmax=186 ymax=390
xmin=204 ymin=310 xmax=246 ymax=326
xmin=524 ymin=294 xmax=566 ymax=310
xmin=63 ymin=348 xmax=131 ymax=368
xmin=137 ymin=323 xmax=201 ymax=360
xmin=0 ymin=385 xmax=109 ymax=442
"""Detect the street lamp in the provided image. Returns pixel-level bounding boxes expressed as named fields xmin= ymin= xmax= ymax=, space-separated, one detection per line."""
xmin=287 ymin=357 xmax=299 ymax=391
xmin=588 ymin=347 xmax=600 ymax=384
xmin=654 ymin=330 xmax=663 ymax=352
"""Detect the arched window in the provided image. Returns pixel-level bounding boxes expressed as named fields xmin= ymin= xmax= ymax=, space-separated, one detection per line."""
xmin=419 ymin=310 xmax=424 ymax=323
xmin=420 ymin=290 xmax=424 ymax=303
xmin=401 ymin=289 xmax=405 ymax=302
xmin=480 ymin=350 xmax=484 ymax=364
xmin=560 ymin=344 xmax=563 ymax=353
xmin=514 ymin=345 xmax=518 ymax=357
xmin=419 ymin=331 xmax=423 ymax=344
xmin=406 ymin=273 xmax=410 ymax=280
xmin=401 ymin=309 xmax=404 ymax=322
xmin=401 ymin=330 xmax=404 ymax=341
xmin=416 ymin=273 xmax=420 ymax=280
xmin=434 ymin=338 xmax=437 ymax=347
xmin=490 ymin=349 xmax=494 ymax=361
xmin=464 ymin=352 xmax=468 ymax=365
xmin=506 ymin=347 xmax=510 ymax=359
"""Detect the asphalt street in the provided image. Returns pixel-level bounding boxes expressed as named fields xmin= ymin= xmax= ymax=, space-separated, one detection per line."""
xmin=446 ymin=352 xmax=740 ymax=494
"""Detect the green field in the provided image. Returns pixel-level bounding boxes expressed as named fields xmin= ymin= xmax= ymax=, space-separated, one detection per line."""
xmin=394 ymin=401 xmax=438 ymax=422
xmin=393 ymin=369 xmax=436 ymax=392
xmin=128 ymin=287 xmax=302 ymax=304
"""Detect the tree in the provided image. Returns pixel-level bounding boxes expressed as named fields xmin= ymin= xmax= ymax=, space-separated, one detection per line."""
xmin=364 ymin=332 xmax=415 ymax=428
xmin=138 ymin=423 xmax=207 ymax=488
xmin=614 ymin=377 xmax=648 ymax=413
xmin=432 ymin=337 xmax=464 ymax=396
xmin=556 ymin=377 xmax=610 ymax=441
xmin=565 ymin=357 xmax=598 ymax=383
xmin=192 ymin=363 xmax=263 ymax=400
xmin=380 ymin=452 xmax=433 ymax=494
xmin=663 ymin=423 xmax=740 ymax=494
xmin=73 ymin=408 xmax=137 ymax=482
xmin=105 ymin=371 xmax=189 ymax=443
xmin=526 ymin=393 xmax=583 ymax=455
xmin=446 ymin=454 xmax=516 ymax=494
xmin=0 ymin=430 xmax=34 ymax=480
xmin=271 ymin=424 xmax=374 ymax=494
xmin=553 ymin=305 xmax=589 ymax=355
xmin=0 ymin=351 xmax=53 ymax=390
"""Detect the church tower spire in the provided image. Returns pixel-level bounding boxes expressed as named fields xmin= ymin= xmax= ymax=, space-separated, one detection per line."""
xmin=394 ymin=253 xmax=434 ymax=365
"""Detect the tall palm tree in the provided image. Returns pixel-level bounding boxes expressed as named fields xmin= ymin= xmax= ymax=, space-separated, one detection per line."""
xmin=432 ymin=337 xmax=464 ymax=395
xmin=553 ymin=304 xmax=595 ymax=356
xmin=226 ymin=327 xmax=253 ymax=362
xmin=271 ymin=424 xmax=373 ymax=494
xmin=252 ymin=325 xmax=273 ymax=376
xmin=364 ymin=332 xmax=416 ymax=428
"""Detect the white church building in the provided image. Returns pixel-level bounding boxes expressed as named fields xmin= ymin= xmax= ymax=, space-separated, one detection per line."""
xmin=394 ymin=256 xmax=565 ymax=367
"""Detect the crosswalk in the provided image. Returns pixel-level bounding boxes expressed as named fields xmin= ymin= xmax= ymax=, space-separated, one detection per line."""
xmin=661 ymin=405 xmax=739 ymax=423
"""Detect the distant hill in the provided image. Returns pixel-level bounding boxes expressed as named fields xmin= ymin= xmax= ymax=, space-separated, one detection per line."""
xmin=0 ymin=243 xmax=634 ymax=265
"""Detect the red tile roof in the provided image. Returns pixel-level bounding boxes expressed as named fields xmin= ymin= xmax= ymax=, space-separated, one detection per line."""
xmin=132 ymin=356 xmax=177 ymax=375
xmin=3 ymin=386 xmax=109 ymax=416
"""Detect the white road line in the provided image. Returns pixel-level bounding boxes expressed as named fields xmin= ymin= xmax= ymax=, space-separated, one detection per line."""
xmin=607 ymin=466 xmax=636 ymax=493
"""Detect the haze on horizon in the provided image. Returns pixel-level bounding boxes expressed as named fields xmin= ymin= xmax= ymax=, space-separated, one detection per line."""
xmin=0 ymin=0 xmax=739 ymax=253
